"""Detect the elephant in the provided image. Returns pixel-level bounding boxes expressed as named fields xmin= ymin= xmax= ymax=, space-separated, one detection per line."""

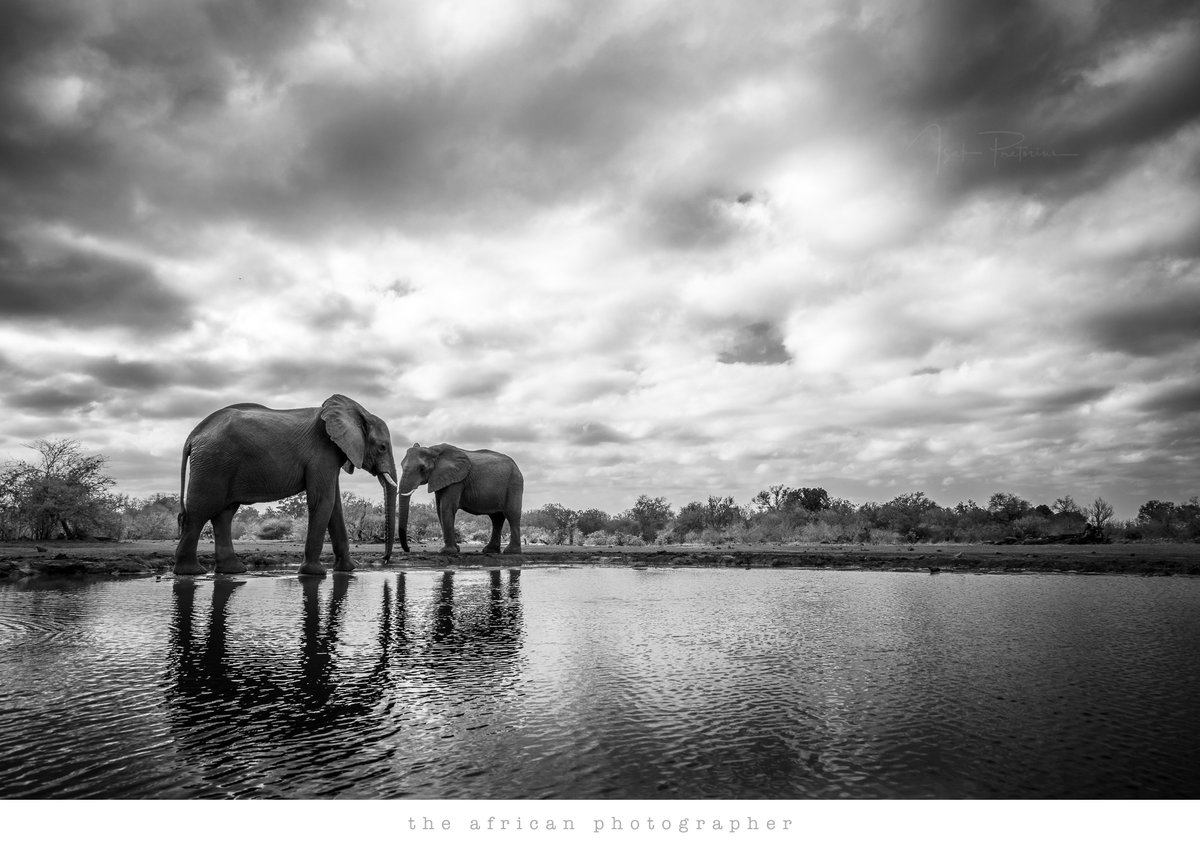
xmin=397 ymin=443 xmax=523 ymax=555
xmin=173 ymin=394 xmax=406 ymax=576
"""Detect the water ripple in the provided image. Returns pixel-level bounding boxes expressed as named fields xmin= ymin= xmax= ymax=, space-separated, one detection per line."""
xmin=2 ymin=570 xmax=1199 ymax=798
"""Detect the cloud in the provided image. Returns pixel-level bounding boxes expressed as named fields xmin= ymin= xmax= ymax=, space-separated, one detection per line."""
xmin=1 ymin=1 xmax=1199 ymax=518
xmin=564 ymin=422 xmax=632 ymax=447
xmin=0 ymin=237 xmax=193 ymax=332
xmin=1086 ymin=290 xmax=1200 ymax=356
xmin=717 ymin=322 xmax=792 ymax=365
xmin=442 ymin=423 xmax=541 ymax=445
xmin=7 ymin=384 xmax=101 ymax=414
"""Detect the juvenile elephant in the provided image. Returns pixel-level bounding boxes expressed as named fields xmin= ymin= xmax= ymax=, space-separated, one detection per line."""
xmin=174 ymin=394 xmax=406 ymax=576
xmin=398 ymin=443 xmax=523 ymax=555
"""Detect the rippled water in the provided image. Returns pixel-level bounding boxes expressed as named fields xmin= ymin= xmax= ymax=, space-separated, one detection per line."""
xmin=1 ymin=568 xmax=1198 ymax=799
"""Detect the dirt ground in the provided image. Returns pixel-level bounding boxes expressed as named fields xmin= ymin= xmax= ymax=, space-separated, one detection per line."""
xmin=2 ymin=538 xmax=1198 ymax=579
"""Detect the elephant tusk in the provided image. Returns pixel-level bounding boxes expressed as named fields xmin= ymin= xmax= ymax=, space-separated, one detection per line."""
xmin=401 ymin=487 xmax=419 ymax=497
xmin=382 ymin=473 xmax=398 ymax=489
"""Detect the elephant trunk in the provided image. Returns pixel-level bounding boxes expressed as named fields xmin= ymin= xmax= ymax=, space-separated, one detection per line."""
xmin=380 ymin=473 xmax=401 ymax=562
xmin=398 ymin=491 xmax=411 ymax=555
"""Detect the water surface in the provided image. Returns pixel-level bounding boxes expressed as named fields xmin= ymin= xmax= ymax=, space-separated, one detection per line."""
xmin=1 ymin=568 xmax=1198 ymax=798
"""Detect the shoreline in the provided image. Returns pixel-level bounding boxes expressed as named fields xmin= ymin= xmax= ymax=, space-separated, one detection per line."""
xmin=2 ymin=539 xmax=1198 ymax=579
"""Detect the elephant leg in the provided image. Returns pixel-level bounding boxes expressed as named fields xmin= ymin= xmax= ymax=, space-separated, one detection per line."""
xmin=329 ymin=482 xmax=357 ymax=573
xmin=482 ymin=513 xmax=505 ymax=554
xmin=503 ymin=510 xmax=522 ymax=555
xmin=213 ymin=506 xmax=246 ymax=574
xmin=174 ymin=508 xmax=209 ymax=575
xmin=301 ymin=489 xmax=334 ymax=576
xmin=435 ymin=488 xmax=461 ymax=555
xmin=174 ymin=490 xmax=224 ymax=575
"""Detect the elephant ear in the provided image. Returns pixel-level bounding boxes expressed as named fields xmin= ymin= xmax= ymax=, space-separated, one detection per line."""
xmin=319 ymin=394 xmax=366 ymax=473
xmin=428 ymin=444 xmax=471 ymax=492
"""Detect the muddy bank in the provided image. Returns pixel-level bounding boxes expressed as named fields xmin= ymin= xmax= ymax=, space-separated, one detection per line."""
xmin=2 ymin=539 xmax=1198 ymax=579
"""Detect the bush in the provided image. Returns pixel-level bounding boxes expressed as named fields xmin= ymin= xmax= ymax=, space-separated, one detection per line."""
xmin=255 ymin=517 xmax=294 ymax=540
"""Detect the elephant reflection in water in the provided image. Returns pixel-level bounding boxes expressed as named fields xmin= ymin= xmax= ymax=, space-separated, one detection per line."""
xmin=164 ymin=570 xmax=523 ymax=797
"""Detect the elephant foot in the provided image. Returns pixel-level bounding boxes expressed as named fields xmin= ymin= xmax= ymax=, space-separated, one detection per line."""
xmin=214 ymin=559 xmax=247 ymax=574
xmin=502 ymin=544 xmax=522 ymax=555
xmin=438 ymin=545 xmax=460 ymax=556
xmin=173 ymin=561 xmax=206 ymax=576
xmin=481 ymin=544 xmax=501 ymax=554
xmin=333 ymin=557 xmax=357 ymax=573
xmin=298 ymin=561 xmax=327 ymax=576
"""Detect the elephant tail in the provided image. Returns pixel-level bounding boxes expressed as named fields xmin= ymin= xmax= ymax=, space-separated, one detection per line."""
xmin=177 ymin=441 xmax=191 ymax=538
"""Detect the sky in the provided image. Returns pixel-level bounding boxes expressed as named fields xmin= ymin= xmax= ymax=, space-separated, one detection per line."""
xmin=2 ymin=0 xmax=1199 ymax=519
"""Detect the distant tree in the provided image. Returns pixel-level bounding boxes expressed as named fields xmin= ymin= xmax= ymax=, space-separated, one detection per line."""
xmin=675 ymin=501 xmax=707 ymax=538
xmin=792 ymin=487 xmax=831 ymax=513
xmin=704 ymin=495 xmax=744 ymax=528
xmin=265 ymin=494 xmax=308 ymax=519
xmin=0 ymin=439 xmax=119 ymax=540
xmin=538 ymin=503 xmax=579 ymax=544
xmin=1136 ymin=500 xmax=1177 ymax=530
xmin=340 ymin=492 xmax=385 ymax=541
xmin=752 ymin=485 xmax=831 ymax=514
xmin=1052 ymin=495 xmax=1081 ymax=515
xmin=625 ymin=495 xmax=673 ymax=543
xmin=122 ymin=492 xmax=182 ymax=540
xmin=879 ymin=491 xmax=939 ymax=540
xmin=752 ymin=484 xmax=794 ymax=512
xmin=576 ymin=508 xmax=610 ymax=537
xmin=1086 ymin=497 xmax=1114 ymax=532
xmin=987 ymin=492 xmax=1032 ymax=523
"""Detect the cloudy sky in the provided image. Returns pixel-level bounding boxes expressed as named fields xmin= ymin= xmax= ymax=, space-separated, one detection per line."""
xmin=2 ymin=0 xmax=1198 ymax=518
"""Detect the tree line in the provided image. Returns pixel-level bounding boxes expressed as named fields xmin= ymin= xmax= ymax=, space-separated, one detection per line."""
xmin=3 ymin=438 xmax=1198 ymax=545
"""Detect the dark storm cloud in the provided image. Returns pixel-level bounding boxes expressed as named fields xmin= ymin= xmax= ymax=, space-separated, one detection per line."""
xmin=8 ymin=383 xmax=100 ymax=414
xmin=1087 ymin=293 xmax=1200 ymax=357
xmin=1140 ymin=383 xmax=1200 ymax=416
xmin=1021 ymin=385 xmax=1113 ymax=415
xmin=0 ymin=237 xmax=193 ymax=332
xmin=73 ymin=355 xmax=234 ymax=392
xmin=565 ymin=422 xmax=631 ymax=446
xmin=856 ymin=0 xmax=1200 ymax=197
xmin=717 ymin=322 xmax=791 ymax=365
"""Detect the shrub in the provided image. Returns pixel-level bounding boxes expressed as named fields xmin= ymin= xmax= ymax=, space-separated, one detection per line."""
xmin=255 ymin=517 xmax=294 ymax=540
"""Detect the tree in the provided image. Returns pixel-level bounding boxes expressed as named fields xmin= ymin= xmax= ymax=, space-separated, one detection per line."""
xmin=1086 ymin=497 xmax=1114 ymax=532
xmin=752 ymin=484 xmax=794 ymax=512
xmin=625 ymin=495 xmax=673 ymax=543
xmin=751 ymin=485 xmax=830 ymax=514
xmin=987 ymin=492 xmax=1032 ymax=523
xmin=792 ymin=487 xmax=831 ymax=513
xmin=704 ymin=495 xmax=744 ymax=528
xmin=265 ymin=494 xmax=308 ymax=519
xmin=537 ymin=503 xmax=579 ymax=544
xmin=1136 ymin=500 xmax=1177 ymax=530
xmin=1052 ymin=495 xmax=1081 ymax=515
xmin=0 ymin=439 xmax=119 ymax=540
xmin=576 ymin=508 xmax=610 ymax=537
xmin=122 ymin=493 xmax=182 ymax=540
xmin=675 ymin=501 xmax=707 ymax=538
xmin=879 ymin=491 xmax=939 ymax=540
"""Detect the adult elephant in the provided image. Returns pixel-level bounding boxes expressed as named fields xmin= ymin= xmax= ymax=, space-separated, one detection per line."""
xmin=398 ymin=443 xmax=523 ymax=555
xmin=174 ymin=394 xmax=406 ymax=576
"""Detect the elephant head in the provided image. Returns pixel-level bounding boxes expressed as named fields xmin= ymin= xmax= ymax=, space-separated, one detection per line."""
xmin=319 ymin=394 xmax=406 ymax=559
xmin=397 ymin=442 xmax=470 ymax=546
